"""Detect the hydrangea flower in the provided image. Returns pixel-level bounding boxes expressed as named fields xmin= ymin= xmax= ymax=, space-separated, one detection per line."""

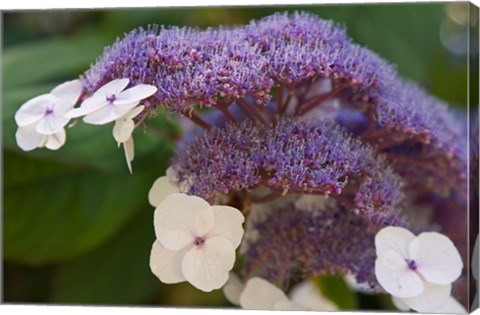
xmin=149 ymin=193 xmax=244 ymax=292
xmin=375 ymin=226 xmax=463 ymax=312
xmin=66 ymin=78 xmax=157 ymax=125
xmin=236 ymin=277 xmax=337 ymax=311
xmin=15 ymin=79 xmax=82 ymax=151
xmin=13 ymin=11 xmax=469 ymax=311
xmin=392 ymin=295 xmax=467 ymax=313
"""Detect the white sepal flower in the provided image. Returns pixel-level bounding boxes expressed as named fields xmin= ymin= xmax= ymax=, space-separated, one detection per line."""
xmin=15 ymin=80 xmax=82 ymax=151
xmin=150 ymin=193 xmax=244 ymax=292
xmin=223 ymin=272 xmax=245 ymax=306
xmin=122 ymin=136 xmax=135 ymax=174
xmin=289 ymin=280 xmax=338 ymax=311
xmin=112 ymin=106 xmax=144 ymax=174
xmin=375 ymin=226 xmax=463 ymax=312
xmin=237 ymin=277 xmax=336 ymax=311
xmin=239 ymin=277 xmax=305 ymax=310
xmin=148 ymin=167 xmax=181 ymax=207
xmin=113 ymin=105 xmax=144 ymax=144
xmin=393 ymin=296 xmax=467 ymax=313
xmin=66 ymin=78 xmax=157 ymax=125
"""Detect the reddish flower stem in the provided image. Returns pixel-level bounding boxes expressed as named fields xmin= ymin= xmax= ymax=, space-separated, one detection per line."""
xmin=181 ymin=108 xmax=212 ymax=130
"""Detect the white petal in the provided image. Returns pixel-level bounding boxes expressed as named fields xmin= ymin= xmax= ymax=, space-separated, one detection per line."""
xmin=66 ymin=95 xmax=108 ymax=118
xmin=181 ymin=236 xmax=235 ymax=292
xmin=94 ymin=78 xmax=130 ymax=98
xmin=44 ymin=129 xmax=66 ymax=150
xmin=15 ymin=124 xmax=45 ymax=151
xmin=375 ymin=226 xmax=415 ymax=258
xmin=83 ymin=102 xmax=139 ymax=125
xmin=208 ymin=206 xmax=245 ymax=249
xmin=67 ymin=79 xmax=129 ymax=119
xmin=392 ymin=296 xmax=411 ymax=311
xmin=123 ymin=136 xmax=135 ymax=174
xmin=126 ymin=105 xmax=145 ymax=119
xmin=289 ymin=280 xmax=338 ymax=311
xmin=35 ymin=114 xmax=69 ymax=135
xmin=148 ymin=176 xmax=180 ymax=207
xmin=223 ymin=272 xmax=244 ymax=306
xmin=115 ymin=84 xmax=157 ymax=105
xmin=113 ymin=118 xmax=134 ymax=144
xmin=166 ymin=166 xmax=179 ymax=183
xmin=239 ymin=277 xmax=289 ymax=310
xmin=154 ymin=193 xmax=212 ymax=251
xmin=52 ymin=95 xmax=79 ymax=115
xmin=191 ymin=206 xmax=215 ymax=238
xmin=437 ymin=296 xmax=467 ymax=313
xmin=50 ymin=79 xmax=82 ymax=101
xmin=273 ymin=300 xmax=307 ymax=311
xmin=149 ymin=240 xmax=188 ymax=284
xmin=402 ymin=281 xmax=451 ymax=312
xmin=15 ymin=94 xmax=53 ymax=126
xmin=375 ymin=250 xmax=424 ymax=298
xmin=409 ymin=232 xmax=463 ymax=285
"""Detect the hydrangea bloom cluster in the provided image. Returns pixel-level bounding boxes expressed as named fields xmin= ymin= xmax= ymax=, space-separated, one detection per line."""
xmin=241 ymin=196 xmax=378 ymax=287
xmin=14 ymin=12 xmax=469 ymax=312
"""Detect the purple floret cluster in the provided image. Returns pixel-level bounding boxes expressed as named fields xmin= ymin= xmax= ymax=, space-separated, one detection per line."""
xmin=173 ymin=118 xmax=405 ymax=227
xmin=242 ymin=199 xmax=378 ymax=289
xmin=80 ymin=12 xmax=468 ymax=297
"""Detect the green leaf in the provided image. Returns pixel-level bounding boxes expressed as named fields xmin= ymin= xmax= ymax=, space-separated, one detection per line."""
xmin=3 ymin=139 xmax=170 ymax=265
xmin=51 ymin=209 xmax=162 ymax=305
xmin=313 ymin=275 xmax=358 ymax=310
xmin=2 ymin=33 xmax=109 ymax=90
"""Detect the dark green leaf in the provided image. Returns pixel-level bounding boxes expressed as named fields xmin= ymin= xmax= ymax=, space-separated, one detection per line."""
xmin=313 ymin=275 xmax=358 ymax=309
xmin=3 ymin=141 xmax=170 ymax=265
xmin=3 ymin=34 xmax=109 ymax=90
xmin=51 ymin=209 xmax=162 ymax=305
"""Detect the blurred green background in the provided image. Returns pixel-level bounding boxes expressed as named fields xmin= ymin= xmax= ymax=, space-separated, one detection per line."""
xmin=2 ymin=3 xmax=472 ymax=307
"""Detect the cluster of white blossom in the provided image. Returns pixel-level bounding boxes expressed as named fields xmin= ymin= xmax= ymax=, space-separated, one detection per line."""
xmin=15 ymin=79 xmax=157 ymax=173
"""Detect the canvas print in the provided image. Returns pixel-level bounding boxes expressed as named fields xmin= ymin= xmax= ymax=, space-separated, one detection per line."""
xmin=2 ymin=2 xmax=479 ymax=313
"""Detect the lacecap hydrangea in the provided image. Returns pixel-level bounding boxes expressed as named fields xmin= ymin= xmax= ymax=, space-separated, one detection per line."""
xmin=14 ymin=12 xmax=468 ymax=312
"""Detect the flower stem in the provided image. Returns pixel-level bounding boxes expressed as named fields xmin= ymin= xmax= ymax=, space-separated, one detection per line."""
xmin=297 ymin=86 xmax=344 ymax=116
xmin=237 ymin=98 xmax=267 ymax=124
xmin=181 ymin=108 xmax=212 ymax=130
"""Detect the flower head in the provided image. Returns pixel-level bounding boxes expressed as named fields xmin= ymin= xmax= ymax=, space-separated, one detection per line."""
xmin=237 ymin=277 xmax=337 ymax=311
xmin=67 ymin=78 xmax=157 ymax=125
xmin=15 ymin=79 xmax=82 ymax=151
xmin=173 ymin=117 xmax=405 ymax=226
xmin=374 ymin=226 xmax=463 ymax=312
xmin=81 ymin=26 xmax=272 ymax=111
xmin=150 ymin=193 xmax=244 ymax=292
xmin=242 ymin=196 xmax=378 ymax=287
